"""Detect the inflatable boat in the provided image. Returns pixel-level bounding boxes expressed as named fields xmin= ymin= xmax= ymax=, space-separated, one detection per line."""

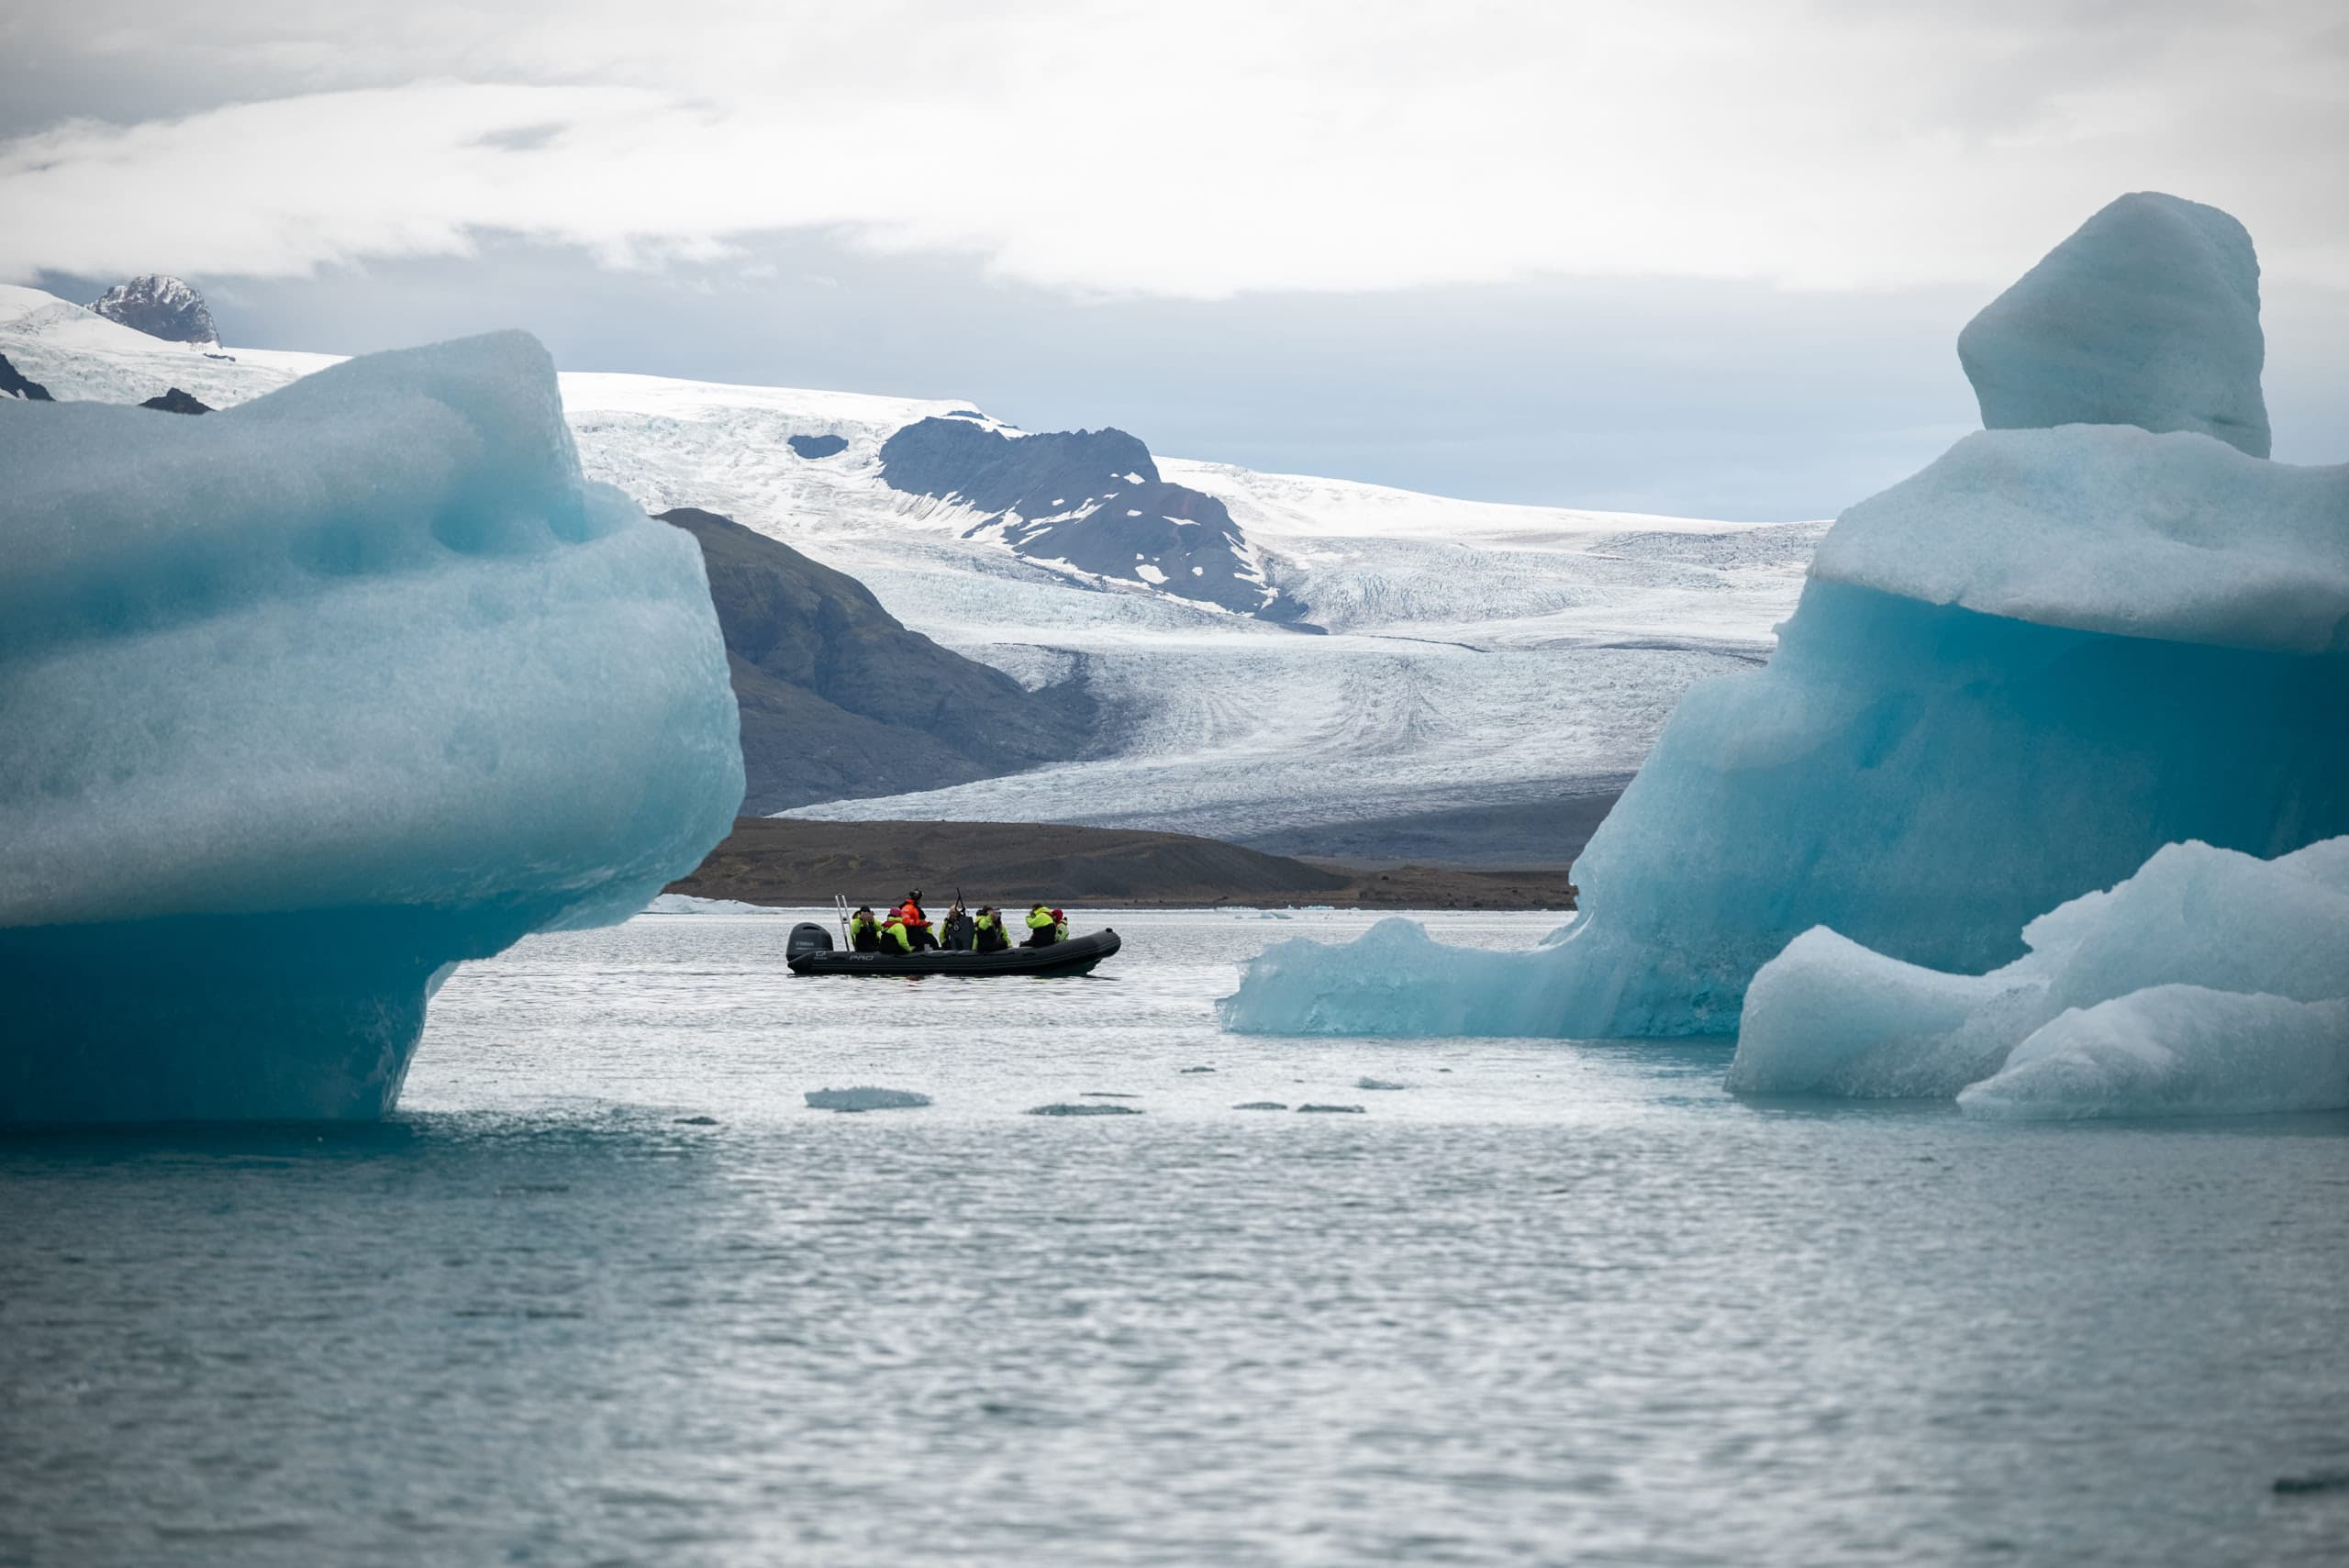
xmin=785 ymin=921 xmax=1120 ymax=977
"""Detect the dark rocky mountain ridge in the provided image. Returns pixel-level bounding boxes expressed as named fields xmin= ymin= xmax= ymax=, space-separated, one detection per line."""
xmin=139 ymin=387 xmax=212 ymax=415
xmin=876 ymin=417 xmax=1310 ymax=623
xmin=658 ymin=506 xmax=1097 ymax=813
xmin=0 ymin=350 xmax=51 ymax=401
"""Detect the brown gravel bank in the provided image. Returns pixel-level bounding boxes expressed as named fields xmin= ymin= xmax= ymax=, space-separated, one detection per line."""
xmin=667 ymin=818 xmax=1579 ymax=911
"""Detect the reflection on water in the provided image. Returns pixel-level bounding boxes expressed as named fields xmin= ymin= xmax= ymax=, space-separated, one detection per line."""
xmin=5 ymin=910 xmax=2345 ymax=1566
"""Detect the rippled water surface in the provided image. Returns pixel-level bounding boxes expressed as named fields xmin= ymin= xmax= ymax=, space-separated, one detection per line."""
xmin=6 ymin=909 xmax=2347 ymax=1566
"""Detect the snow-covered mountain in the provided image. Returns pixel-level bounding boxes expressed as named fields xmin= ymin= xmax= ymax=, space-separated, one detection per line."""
xmin=0 ymin=286 xmax=1825 ymax=862
xmin=875 ymin=416 xmax=1302 ymax=621
xmin=85 ymin=274 xmax=219 ymax=346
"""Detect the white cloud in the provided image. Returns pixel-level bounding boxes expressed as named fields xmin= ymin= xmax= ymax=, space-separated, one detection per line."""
xmin=2 ymin=0 xmax=2343 ymax=295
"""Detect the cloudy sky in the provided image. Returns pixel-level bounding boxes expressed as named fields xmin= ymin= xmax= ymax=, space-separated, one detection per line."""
xmin=4 ymin=0 xmax=2343 ymax=516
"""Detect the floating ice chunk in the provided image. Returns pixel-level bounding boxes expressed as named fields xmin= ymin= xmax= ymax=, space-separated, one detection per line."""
xmin=1027 ymin=1102 xmax=1142 ymax=1116
xmin=1724 ymin=927 xmax=2039 ymax=1099
xmin=0 ymin=332 xmax=744 ymax=1121
xmin=1297 ymin=1103 xmax=1365 ymax=1113
xmin=2273 ymin=1471 xmax=2349 ymax=1497
xmin=1728 ymin=837 xmax=2349 ymax=1115
xmin=1228 ymin=550 xmax=2349 ymax=1044
xmin=1220 ymin=917 xmax=1575 ymax=1036
xmin=2021 ymin=835 xmax=2349 ymax=1012
xmin=1355 ymin=1077 xmax=1407 ymax=1090
xmin=1956 ymin=988 xmax=2349 ymax=1119
xmin=805 ymin=1087 xmax=932 ymax=1112
xmin=1219 ymin=196 xmax=2347 ymax=1045
xmin=1957 ymin=191 xmax=2269 ymax=457
xmin=1232 ymin=1101 xmax=1287 ymax=1110
xmin=641 ymin=894 xmax=784 ymax=916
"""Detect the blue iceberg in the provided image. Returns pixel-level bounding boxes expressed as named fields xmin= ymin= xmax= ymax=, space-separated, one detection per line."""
xmin=0 ymin=333 xmax=743 ymax=1120
xmin=1728 ymin=836 xmax=2349 ymax=1118
xmin=1958 ymin=191 xmax=2269 ymax=458
xmin=1220 ymin=192 xmax=2349 ymax=1041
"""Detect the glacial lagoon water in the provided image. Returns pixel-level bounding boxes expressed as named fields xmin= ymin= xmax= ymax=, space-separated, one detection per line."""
xmin=4 ymin=908 xmax=2346 ymax=1566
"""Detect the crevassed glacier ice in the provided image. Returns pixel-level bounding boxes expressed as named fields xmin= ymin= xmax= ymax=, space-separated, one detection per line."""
xmin=0 ymin=332 xmax=743 ymax=1121
xmin=1219 ymin=192 xmax=2348 ymax=1041
xmin=1726 ymin=838 xmax=2349 ymax=1118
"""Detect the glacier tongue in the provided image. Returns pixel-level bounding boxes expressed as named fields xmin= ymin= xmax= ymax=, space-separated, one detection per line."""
xmin=0 ymin=332 xmax=743 ymax=1121
xmin=1220 ymin=192 xmax=2349 ymax=1047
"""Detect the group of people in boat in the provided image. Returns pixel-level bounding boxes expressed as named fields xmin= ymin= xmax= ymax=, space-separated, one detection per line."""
xmin=846 ymin=891 xmax=1068 ymax=954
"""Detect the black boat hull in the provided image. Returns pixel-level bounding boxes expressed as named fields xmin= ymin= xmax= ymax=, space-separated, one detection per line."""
xmin=786 ymin=923 xmax=1119 ymax=977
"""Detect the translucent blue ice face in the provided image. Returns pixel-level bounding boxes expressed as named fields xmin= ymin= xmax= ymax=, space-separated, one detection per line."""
xmin=0 ymin=331 xmax=744 ymax=1121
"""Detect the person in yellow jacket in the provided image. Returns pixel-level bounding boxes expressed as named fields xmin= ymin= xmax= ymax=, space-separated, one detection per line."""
xmin=973 ymin=906 xmax=1009 ymax=953
xmin=1024 ymin=903 xmax=1060 ymax=948
xmin=847 ymin=906 xmax=883 ymax=952
xmin=877 ymin=913 xmax=915 ymax=953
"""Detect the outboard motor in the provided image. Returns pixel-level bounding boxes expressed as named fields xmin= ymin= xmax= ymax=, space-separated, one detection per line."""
xmin=786 ymin=922 xmax=835 ymax=962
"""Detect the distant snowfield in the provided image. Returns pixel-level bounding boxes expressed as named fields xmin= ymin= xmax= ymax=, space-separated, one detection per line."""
xmin=0 ymin=289 xmax=1825 ymax=849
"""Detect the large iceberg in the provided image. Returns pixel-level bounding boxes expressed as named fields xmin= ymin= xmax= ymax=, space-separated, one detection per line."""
xmin=1727 ymin=837 xmax=2349 ymax=1118
xmin=1221 ymin=192 xmax=2348 ymax=1041
xmin=0 ymin=333 xmax=743 ymax=1120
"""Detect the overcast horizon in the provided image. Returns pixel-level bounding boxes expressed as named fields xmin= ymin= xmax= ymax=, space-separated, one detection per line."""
xmin=5 ymin=0 xmax=2343 ymax=517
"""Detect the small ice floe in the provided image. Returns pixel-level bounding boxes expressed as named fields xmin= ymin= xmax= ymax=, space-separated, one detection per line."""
xmin=1180 ymin=1066 xmax=1216 ymax=1074
xmin=1355 ymin=1077 xmax=1406 ymax=1091
xmin=805 ymin=1087 xmax=931 ymax=1112
xmin=1232 ymin=1101 xmax=1287 ymax=1111
xmin=674 ymin=1115 xmax=720 ymax=1125
xmin=1297 ymin=1104 xmax=1365 ymax=1114
xmin=1080 ymin=1091 xmax=1141 ymax=1098
xmin=1028 ymin=1102 xmax=1142 ymax=1116
xmin=641 ymin=893 xmax=783 ymax=916
xmin=2274 ymin=1470 xmax=2349 ymax=1496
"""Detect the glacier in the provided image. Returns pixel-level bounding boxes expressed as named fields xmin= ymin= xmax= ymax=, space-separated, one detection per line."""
xmin=0 ymin=332 xmax=743 ymax=1121
xmin=1727 ymin=837 xmax=2349 ymax=1118
xmin=1221 ymin=191 xmax=2349 ymax=1043
xmin=0 ymin=285 xmax=1820 ymax=862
